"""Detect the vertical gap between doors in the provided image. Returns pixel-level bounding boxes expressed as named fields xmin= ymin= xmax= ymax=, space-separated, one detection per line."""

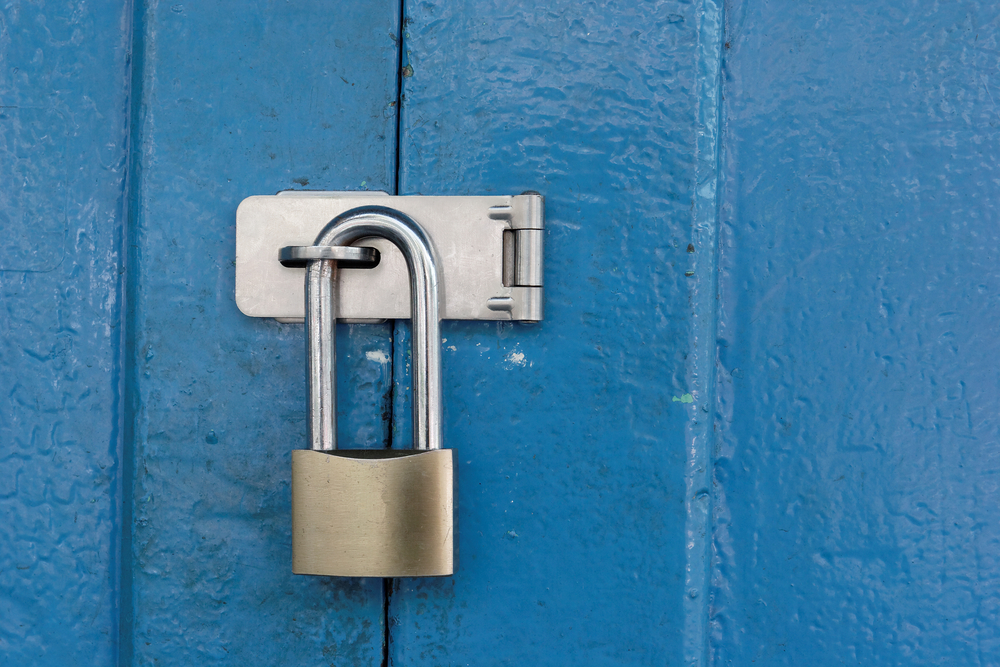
xmin=119 ymin=0 xmax=147 ymax=664
xmin=384 ymin=0 xmax=406 ymax=664
xmin=392 ymin=0 xmax=406 ymax=198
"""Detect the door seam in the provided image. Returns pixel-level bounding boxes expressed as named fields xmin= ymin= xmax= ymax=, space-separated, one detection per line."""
xmin=118 ymin=1 xmax=149 ymax=664
xmin=384 ymin=0 xmax=407 ymax=664
xmin=683 ymin=0 xmax=725 ymax=665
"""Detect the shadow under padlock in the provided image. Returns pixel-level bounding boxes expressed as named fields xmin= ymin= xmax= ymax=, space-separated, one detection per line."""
xmin=284 ymin=205 xmax=454 ymax=578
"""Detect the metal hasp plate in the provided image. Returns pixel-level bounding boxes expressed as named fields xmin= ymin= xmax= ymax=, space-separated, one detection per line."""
xmin=235 ymin=191 xmax=544 ymax=322
xmin=292 ymin=449 xmax=455 ymax=577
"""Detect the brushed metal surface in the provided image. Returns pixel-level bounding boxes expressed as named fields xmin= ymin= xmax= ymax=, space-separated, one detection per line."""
xmin=235 ymin=192 xmax=544 ymax=321
xmin=292 ymin=449 xmax=455 ymax=577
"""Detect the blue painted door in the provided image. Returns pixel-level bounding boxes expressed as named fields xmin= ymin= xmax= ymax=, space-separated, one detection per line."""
xmin=122 ymin=3 xmax=402 ymax=664
xmin=2 ymin=1 xmax=399 ymax=664
xmin=4 ymin=0 xmax=1000 ymax=666
xmin=386 ymin=1 xmax=718 ymax=663
xmin=713 ymin=2 xmax=1000 ymax=664
xmin=0 ymin=4 xmax=132 ymax=663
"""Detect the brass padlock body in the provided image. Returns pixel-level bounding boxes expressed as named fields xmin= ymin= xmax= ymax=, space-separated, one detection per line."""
xmin=292 ymin=449 xmax=455 ymax=577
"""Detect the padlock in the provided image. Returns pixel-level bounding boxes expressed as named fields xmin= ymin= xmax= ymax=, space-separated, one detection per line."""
xmin=289 ymin=206 xmax=455 ymax=577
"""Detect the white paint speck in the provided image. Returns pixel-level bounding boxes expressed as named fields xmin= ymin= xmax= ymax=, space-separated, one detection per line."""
xmin=502 ymin=346 xmax=528 ymax=369
xmin=366 ymin=350 xmax=390 ymax=364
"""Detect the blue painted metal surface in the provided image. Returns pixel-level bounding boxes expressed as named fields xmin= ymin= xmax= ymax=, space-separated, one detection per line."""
xmin=388 ymin=0 xmax=720 ymax=663
xmin=714 ymin=1 xmax=1000 ymax=664
xmin=122 ymin=1 xmax=399 ymax=664
xmin=0 ymin=3 xmax=131 ymax=664
xmin=5 ymin=0 xmax=1000 ymax=664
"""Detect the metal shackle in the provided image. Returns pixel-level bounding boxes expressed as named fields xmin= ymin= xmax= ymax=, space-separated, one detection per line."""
xmin=306 ymin=205 xmax=442 ymax=452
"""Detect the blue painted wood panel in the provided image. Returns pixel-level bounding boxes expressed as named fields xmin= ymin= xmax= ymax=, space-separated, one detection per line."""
xmin=0 ymin=3 xmax=132 ymax=664
xmin=714 ymin=1 xmax=1000 ymax=663
xmin=123 ymin=2 xmax=400 ymax=664
xmin=389 ymin=1 xmax=722 ymax=663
